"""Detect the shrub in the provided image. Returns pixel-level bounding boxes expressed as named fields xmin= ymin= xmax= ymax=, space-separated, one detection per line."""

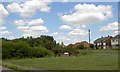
xmin=112 ymin=48 xmax=119 ymax=50
xmin=79 ymin=50 xmax=93 ymax=55
xmin=2 ymin=41 xmax=30 ymax=59
xmin=28 ymin=46 xmax=54 ymax=58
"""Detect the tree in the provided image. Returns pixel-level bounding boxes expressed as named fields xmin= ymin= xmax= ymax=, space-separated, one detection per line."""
xmin=61 ymin=42 xmax=65 ymax=47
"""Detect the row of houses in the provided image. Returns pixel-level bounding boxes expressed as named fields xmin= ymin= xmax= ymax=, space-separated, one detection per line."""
xmin=94 ymin=35 xmax=120 ymax=49
xmin=60 ymin=35 xmax=119 ymax=56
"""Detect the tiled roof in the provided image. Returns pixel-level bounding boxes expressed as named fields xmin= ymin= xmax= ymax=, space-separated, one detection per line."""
xmin=113 ymin=35 xmax=120 ymax=39
xmin=94 ymin=36 xmax=112 ymax=43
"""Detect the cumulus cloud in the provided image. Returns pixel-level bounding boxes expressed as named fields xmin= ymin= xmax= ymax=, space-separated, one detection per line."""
xmin=13 ymin=18 xmax=44 ymax=26
xmin=99 ymin=22 xmax=118 ymax=31
xmin=62 ymin=0 xmax=69 ymax=2
xmin=17 ymin=25 xmax=48 ymax=37
xmin=51 ymin=32 xmax=58 ymax=36
xmin=60 ymin=3 xmax=112 ymax=26
xmin=55 ymin=34 xmax=80 ymax=45
xmin=13 ymin=20 xmax=26 ymax=26
xmin=0 ymin=26 xmax=6 ymax=30
xmin=13 ymin=18 xmax=48 ymax=37
xmin=0 ymin=31 xmax=11 ymax=36
xmin=31 ymin=26 xmax=48 ymax=32
xmin=68 ymin=29 xmax=88 ymax=36
xmin=28 ymin=18 xmax=44 ymax=26
xmin=0 ymin=4 xmax=9 ymax=24
xmin=7 ymin=0 xmax=51 ymax=18
xmin=59 ymin=25 xmax=73 ymax=30
xmin=0 ymin=26 xmax=12 ymax=37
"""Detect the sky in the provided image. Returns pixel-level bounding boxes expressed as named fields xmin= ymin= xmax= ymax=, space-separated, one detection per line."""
xmin=0 ymin=0 xmax=119 ymax=45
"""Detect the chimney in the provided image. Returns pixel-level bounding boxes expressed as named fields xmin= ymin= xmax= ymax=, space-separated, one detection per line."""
xmin=101 ymin=36 xmax=103 ymax=38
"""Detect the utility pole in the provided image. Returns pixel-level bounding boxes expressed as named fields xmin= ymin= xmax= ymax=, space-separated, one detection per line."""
xmin=88 ymin=29 xmax=90 ymax=47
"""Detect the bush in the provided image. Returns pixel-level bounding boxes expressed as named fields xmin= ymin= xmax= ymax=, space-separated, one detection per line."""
xmin=2 ymin=41 xmax=30 ymax=59
xmin=79 ymin=50 xmax=93 ymax=55
xmin=112 ymin=48 xmax=119 ymax=50
xmin=28 ymin=46 xmax=54 ymax=58
xmin=2 ymin=41 xmax=54 ymax=59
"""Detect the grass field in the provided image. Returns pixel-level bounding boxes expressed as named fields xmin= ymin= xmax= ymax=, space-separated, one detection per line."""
xmin=2 ymin=50 xmax=118 ymax=70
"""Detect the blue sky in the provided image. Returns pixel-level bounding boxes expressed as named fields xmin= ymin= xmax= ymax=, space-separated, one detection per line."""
xmin=0 ymin=0 xmax=119 ymax=45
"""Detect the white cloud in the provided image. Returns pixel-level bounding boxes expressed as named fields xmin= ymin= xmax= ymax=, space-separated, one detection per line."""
xmin=114 ymin=30 xmax=119 ymax=34
xmin=0 ymin=4 xmax=9 ymax=24
xmin=7 ymin=0 xmax=51 ymax=18
xmin=28 ymin=18 xmax=44 ymax=26
xmin=51 ymin=32 xmax=58 ymax=36
xmin=0 ymin=31 xmax=11 ymax=36
xmin=0 ymin=26 xmax=11 ymax=37
xmin=99 ymin=22 xmax=118 ymax=31
xmin=18 ymin=25 xmax=48 ymax=37
xmin=13 ymin=18 xmax=48 ymax=37
xmin=17 ymin=25 xmax=48 ymax=33
xmin=62 ymin=0 xmax=69 ymax=2
xmin=17 ymin=26 xmax=30 ymax=31
xmin=68 ymin=28 xmax=88 ymax=36
xmin=13 ymin=20 xmax=26 ymax=26
xmin=6 ymin=3 xmax=21 ymax=13
xmin=55 ymin=35 xmax=80 ymax=45
xmin=0 ymin=26 xmax=6 ymax=30
xmin=13 ymin=18 xmax=44 ymax=26
xmin=60 ymin=3 xmax=112 ymax=26
xmin=59 ymin=25 xmax=73 ymax=30
xmin=51 ymin=32 xmax=84 ymax=45
xmin=81 ymin=25 xmax=86 ymax=28
xmin=31 ymin=25 xmax=48 ymax=32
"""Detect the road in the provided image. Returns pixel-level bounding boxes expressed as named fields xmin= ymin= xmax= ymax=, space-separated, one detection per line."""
xmin=0 ymin=66 xmax=11 ymax=71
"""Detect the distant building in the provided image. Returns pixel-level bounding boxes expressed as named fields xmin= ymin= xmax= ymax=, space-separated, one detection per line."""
xmin=68 ymin=41 xmax=90 ymax=49
xmin=79 ymin=41 xmax=90 ymax=48
xmin=94 ymin=35 xmax=112 ymax=49
xmin=111 ymin=35 xmax=120 ymax=48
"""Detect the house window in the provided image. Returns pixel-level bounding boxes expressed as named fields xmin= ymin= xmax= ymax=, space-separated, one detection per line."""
xmin=112 ymin=39 xmax=114 ymax=42
xmin=103 ymin=43 xmax=106 ymax=45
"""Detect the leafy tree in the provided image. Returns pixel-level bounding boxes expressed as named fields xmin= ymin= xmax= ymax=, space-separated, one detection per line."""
xmin=61 ymin=42 xmax=65 ymax=47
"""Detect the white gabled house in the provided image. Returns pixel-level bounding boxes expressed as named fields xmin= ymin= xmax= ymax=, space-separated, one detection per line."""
xmin=111 ymin=35 xmax=120 ymax=48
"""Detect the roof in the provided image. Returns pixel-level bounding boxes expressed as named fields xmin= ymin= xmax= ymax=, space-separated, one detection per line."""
xmin=113 ymin=35 xmax=120 ymax=39
xmin=94 ymin=36 xmax=112 ymax=43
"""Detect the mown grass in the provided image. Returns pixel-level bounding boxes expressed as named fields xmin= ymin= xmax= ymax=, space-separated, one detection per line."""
xmin=2 ymin=50 xmax=118 ymax=70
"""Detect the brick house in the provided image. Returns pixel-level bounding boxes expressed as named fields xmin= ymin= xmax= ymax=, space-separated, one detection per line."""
xmin=68 ymin=41 xmax=90 ymax=49
xmin=94 ymin=36 xmax=112 ymax=49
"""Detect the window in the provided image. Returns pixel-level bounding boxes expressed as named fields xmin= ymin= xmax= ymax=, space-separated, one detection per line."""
xmin=103 ymin=43 xmax=106 ymax=45
xmin=112 ymin=39 xmax=114 ymax=42
xmin=97 ymin=43 xmax=99 ymax=45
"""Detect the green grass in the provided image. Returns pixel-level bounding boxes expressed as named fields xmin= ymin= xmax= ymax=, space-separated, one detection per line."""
xmin=2 ymin=50 xmax=118 ymax=70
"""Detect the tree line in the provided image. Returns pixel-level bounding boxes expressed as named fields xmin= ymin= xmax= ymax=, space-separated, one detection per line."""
xmin=1 ymin=35 xmax=92 ymax=59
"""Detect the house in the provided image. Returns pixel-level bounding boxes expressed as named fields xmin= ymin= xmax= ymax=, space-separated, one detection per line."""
xmin=94 ymin=35 xmax=112 ymax=49
xmin=68 ymin=41 xmax=90 ymax=49
xmin=79 ymin=41 xmax=90 ymax=48
xmin=111 ymin=35 xmax=120 ymax=48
